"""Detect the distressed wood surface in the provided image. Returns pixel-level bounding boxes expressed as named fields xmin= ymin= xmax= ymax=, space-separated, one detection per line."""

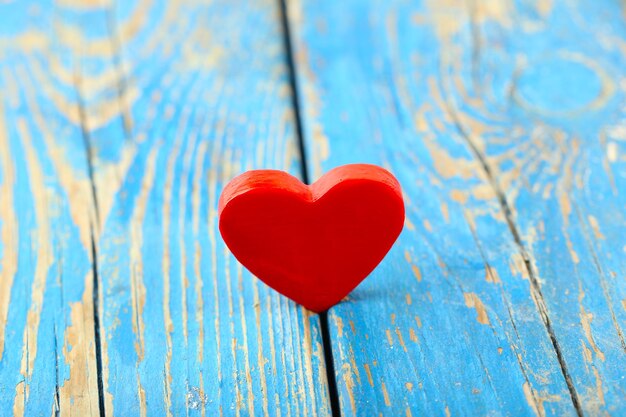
xmin=0 ymin=2 xmax=101 ymax=416
xmin=84 ymin=0 xmax=331 ymax=416
xmin=0 ymin=0 xmax=332 ymax=416
xmin=287 ymin=0 xmax=626 ymax=415
xmin=2 ymin=0 xmax=626 ymax=415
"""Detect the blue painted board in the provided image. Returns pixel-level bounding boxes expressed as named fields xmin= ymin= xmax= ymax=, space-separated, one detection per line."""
xmin=82 ymin=0 xmax=331 ymax=415
xmin=0 ymin=1 xmax=100 ymax=415
xmin=288 ymin=0 xmax=626 ymax=415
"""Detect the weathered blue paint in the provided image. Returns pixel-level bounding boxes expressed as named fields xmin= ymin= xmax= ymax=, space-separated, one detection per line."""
xmin=1 ymin=0 xmax=333 ymax=415
xmin=288 ymin=0 xmax=626 ymax=415
xmin=89 ymin=1 xmax=330 ymax=416
xmin=0 ymin=1 xmax=100 ymax=415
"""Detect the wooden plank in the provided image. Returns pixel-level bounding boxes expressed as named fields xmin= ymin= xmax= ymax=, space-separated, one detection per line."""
xmin=81 ymin=0 xmax=332 ymax=415
xmin=287 ymin=0 xmax=626 ymax=415
xmin=0 ymin=2 xmax=100 ymax=416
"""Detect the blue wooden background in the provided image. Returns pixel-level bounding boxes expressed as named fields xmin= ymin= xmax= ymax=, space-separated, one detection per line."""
xmin=0 ymin=0 xmax=625 ymax=416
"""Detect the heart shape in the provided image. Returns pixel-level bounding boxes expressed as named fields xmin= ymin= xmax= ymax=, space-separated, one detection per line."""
xmin=218 ymin=164 xmax=405 ymax=312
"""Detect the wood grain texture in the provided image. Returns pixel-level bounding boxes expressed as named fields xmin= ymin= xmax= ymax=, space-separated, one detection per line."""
xmin=80 ymin=0 xmax=331 ymax=415
xmin=287 ymin=0 xmax=626 ymax=415
xmin=0 ymin=1 xmax=100 ymax=416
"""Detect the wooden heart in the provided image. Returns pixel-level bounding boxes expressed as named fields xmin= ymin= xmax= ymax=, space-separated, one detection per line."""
xmin=218 ymin=164 xmax=405 ymax=312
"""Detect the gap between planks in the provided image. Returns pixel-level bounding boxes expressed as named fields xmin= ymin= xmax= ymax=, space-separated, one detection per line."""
xmin=74 ymin=62 xmax=108 ymax=417
xmin=278 ymin=0 xmax=341 ymax=416
xmin=442 ymin=5 xmax=585 ymax=413
xmin=445 ymin=102 xmax=585 ymax=417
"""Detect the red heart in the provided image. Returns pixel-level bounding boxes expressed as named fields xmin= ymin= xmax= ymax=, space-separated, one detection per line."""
xmin=218 ymin=164 xmax=405 ymax=312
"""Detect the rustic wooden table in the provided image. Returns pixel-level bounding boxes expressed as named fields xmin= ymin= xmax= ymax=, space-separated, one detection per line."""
xmin=1 ymin=0 xmax=625 ymax=416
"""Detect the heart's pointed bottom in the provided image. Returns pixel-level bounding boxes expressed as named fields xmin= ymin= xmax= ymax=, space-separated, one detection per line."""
xmin=284 ymin=289 xmax=349 ymax=313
